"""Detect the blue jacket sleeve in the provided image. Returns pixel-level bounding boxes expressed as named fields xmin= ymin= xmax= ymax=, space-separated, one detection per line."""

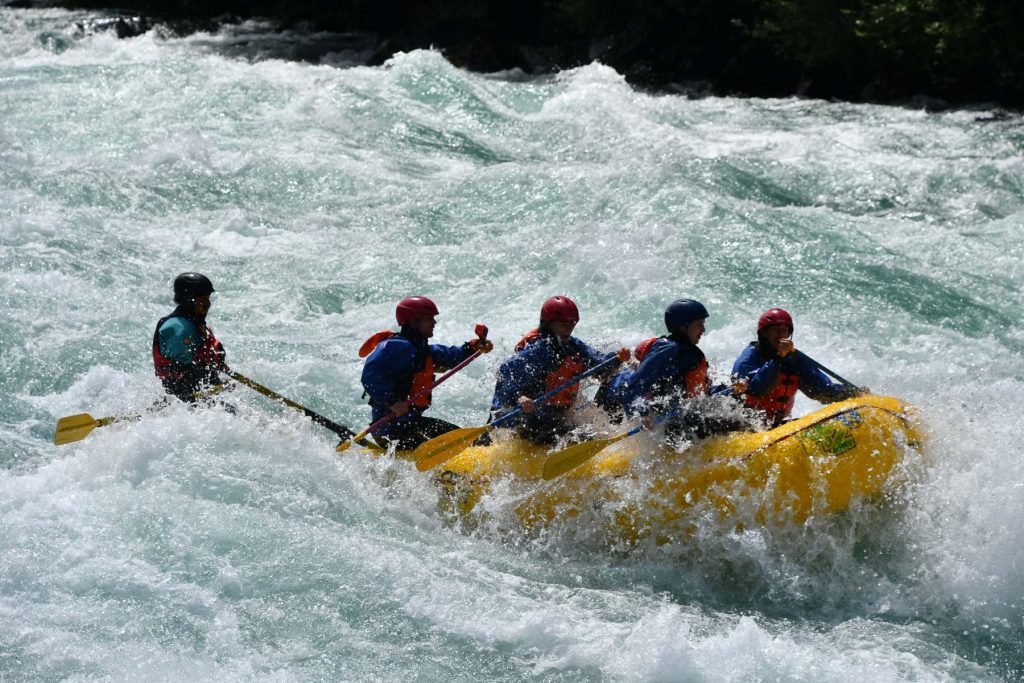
xmin=491 ymin=361 xmax=516 ymax=410
xmin=733 ymin=345 xmax=784 ymax=398
xmin=596 ymin=367 xmax=633 ymax=409
xmin=491 ymin=338 xmax=615 ymax=415
xmin=158 ymin=317 xmax=199 ymax=364
xmin=575 ymin=338 xmax=615 ymax=369
xmin=361 ymin=338 xmax=413 ymax=407
xmin=619 ymin=340 xmax=678 ymax=412
xmin=428 ymin=342 xmax=474 ymax=372
xmin=795 ymin=355 xmax=856 ymax=403
xmin=491 ymin=343 xmax=546 ymax=412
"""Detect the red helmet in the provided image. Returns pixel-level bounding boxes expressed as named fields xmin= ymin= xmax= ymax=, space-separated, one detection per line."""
xmin=396 ymin=296 xmax=439 ymax=326
xmin=757 ymin=308 xmax=794 ymax=334
xmin=540 ymin=296 xmax=580 ymax=323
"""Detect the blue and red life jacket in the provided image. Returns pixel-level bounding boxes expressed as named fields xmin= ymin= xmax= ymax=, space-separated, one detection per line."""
xmin=739 ymin=349 xmax=800 ymax=424
xmin=361 ymin=331 xmax=435 ymax=408
xmin=514 ymin=329 xmax=588 ymax=408
xmin=152 ymin=310 xmax=224 ymax=400
xmin=743 ymin=369 xmax=799 ymax=424
xmin=634 ymin=335 xmax=709 ymax=398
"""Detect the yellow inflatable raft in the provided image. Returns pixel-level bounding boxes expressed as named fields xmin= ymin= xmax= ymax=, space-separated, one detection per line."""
xmin=362 ymin=395 xmax=923 ymax=541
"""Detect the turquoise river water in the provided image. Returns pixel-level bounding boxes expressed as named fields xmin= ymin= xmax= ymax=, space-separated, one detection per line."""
xmin=2 ymin=8 xmax=1023 ymax=681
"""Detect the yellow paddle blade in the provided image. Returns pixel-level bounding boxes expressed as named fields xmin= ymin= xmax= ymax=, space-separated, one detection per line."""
xmin=414 ymin=426 xmax=490 ymax=471
xmin=54 ymin=413 xmax=101 ymax=445
xmin=542 ymin=432 xmax=630 ymax=480
xmin=336 ymin=432 xmax=385 ymax=453
xmin=336 ymin=430 xmax=368 ymax=453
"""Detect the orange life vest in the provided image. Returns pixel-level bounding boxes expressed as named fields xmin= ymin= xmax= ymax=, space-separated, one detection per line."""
xmin=407 ymin=356 xmax=435 ymax=408
xmin=683 ymin=357 xmax=710 ymax=398
xmin=743 ymin=364 xmax=799 ymax=424
xmin=514 ymin=328 xmax=542 ymax=352
xmin=515 ymin=328 xmax=588 ymax=408
xmin=636 ymin=336 xmax=708 ymax=398
xmin=361 ymin=330 xmax=436 ymax=408
xmin=634 ymin=336 xmax=658 ymax=362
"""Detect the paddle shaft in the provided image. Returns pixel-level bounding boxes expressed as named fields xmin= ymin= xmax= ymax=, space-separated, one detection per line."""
xmin=226 ymin=370 xmax=357 ymax=440
xmin=491 ymin=354 xmax=622 ymax=428
xmin=414 ymin=354 xmax=623 ymax=471
xmin=343 ymin=325 xmax=489 ymax=448
xmin=353 ymin=350 xmax=482 ymax=442
xmin=794 ymin=350 xmax=859 ymax=390
xmin=541 ymin=410 xmax=678 ymax=479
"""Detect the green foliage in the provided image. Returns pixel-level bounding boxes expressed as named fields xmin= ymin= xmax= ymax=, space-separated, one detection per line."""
xmin=749 ymin=0 xmax=1024 ymax=104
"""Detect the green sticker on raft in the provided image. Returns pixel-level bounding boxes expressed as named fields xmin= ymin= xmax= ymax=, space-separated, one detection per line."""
xmin=799 ymin=411 xmax=860 ymax=456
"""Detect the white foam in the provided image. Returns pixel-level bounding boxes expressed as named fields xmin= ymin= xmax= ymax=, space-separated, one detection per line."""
xmin=2 ymin=9 xmax=1022 ymax=678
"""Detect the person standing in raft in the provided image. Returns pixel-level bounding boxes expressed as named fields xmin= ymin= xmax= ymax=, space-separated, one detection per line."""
xmin=599 ymin=299 xmax=740 ymax=439
xmin=490 ymin=296 xmax=628 ymax=446
xmin=153 ymin=272 xmax=227 ymax=402
xmin=731 ymin=308 xmax=865 ymax=428
xmin=360 ymin=296 xmax=492 ymax=450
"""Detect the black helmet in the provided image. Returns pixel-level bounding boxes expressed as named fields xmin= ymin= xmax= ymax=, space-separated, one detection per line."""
xmin=173 ymin=272 xmax=215 ymax=304
xmin=664 ymin=299 xmax=709 ymax=332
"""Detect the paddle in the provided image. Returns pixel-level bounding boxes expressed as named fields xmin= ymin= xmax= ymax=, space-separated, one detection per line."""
xmin=337 ymin=324 xmax=490 ymax=452
xmin=793 ymin=350 xmax=860 ymax=391
xmin=414 ymin=353 xmax=625 ymax=472
xmin=55 ymin=413 xmax=136 ymax=446
xmin=53 ymin=383 xmax=228 ymax=446
xmin=541 ymin=409 xmax=680 ymax=480
xmin=225 ymin=370 xmax=360 ymax=441
xmin=542 ymin=426 xmax=641 ymax=480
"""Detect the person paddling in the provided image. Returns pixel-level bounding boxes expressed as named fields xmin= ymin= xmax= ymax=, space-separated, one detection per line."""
xmin=731 ymin=308 xmax=866 ymax=428
xmin=360 ymin=296 xmax=492 ymax=450
xmin=600 ymin=299 xmax=739 ymax=440
xmin=152 ymin=272 xmax=227 ymax=402
xmin=489 ymin=296 xmax=628 ymax=446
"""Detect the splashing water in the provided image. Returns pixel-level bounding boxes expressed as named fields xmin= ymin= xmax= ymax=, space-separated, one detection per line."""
xmin=2 ymin=8 xmax=1023 ymax=680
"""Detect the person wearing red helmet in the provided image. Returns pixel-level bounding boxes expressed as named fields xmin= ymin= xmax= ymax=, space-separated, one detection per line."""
xmin=360 ymin=296 xmax=492 ymax=450
xmin=731 ymin=308 xmax=863 ymax=427
xmin=152 ymin=272 xmax=227 ymax=402
xmin=490 ymin=296 xmax=627 ymax=445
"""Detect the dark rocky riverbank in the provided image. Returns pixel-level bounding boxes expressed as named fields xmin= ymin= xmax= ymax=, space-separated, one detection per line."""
xmin=11 ymin=0 xmax=1024 ymax=111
